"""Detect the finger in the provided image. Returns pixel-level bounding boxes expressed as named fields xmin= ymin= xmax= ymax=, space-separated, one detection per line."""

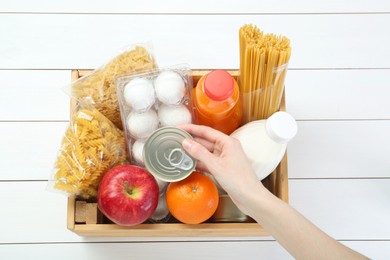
xmin=178 ymin=124 xmax=228 ymax=143
xmin=193 ymin=137 xmax=215 ymax=152
xmin=194 ymin=161 xmax=209 ymax=173
xmin=182 ymin=138 xmax=215 ymax=166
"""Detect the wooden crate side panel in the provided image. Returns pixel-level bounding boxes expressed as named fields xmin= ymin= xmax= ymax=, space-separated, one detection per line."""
xmin=275 ymin=153 xmax=289 ymax=203
xmin=67 ymin=197 xmax=76 ymax=231
xmin=72 ymin=223 xmax=268 ymax=237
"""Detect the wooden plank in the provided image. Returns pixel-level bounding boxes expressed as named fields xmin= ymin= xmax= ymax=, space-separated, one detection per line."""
xmin=0 ymin=14 xmax=389 ymax=69
xmin=0 ymin=241 xmax=388 ymax=259
xmin=71 ymin=223 xmax=268 ymax=238
xmin=0 ymin=241 xmax=389 ymax=259
xmin=2 ymin=0 xmax=389 ymax=14
xmin=285 ymin=69 xmax=390 ymax=120
xmin=1 ymin=69 xmax=389 ymax=121
xmin=0 ymin=242 xmax=292 ymax=259
xmin=1 ymin=120 xmax=389 ymax=180
xmin=67 ymin=196 xmax=75 ymax=230
xmin=74 ymin=201 xmax=86 ymax=223
xmin=0 ymin=122 xmax=68 ymax=180
xmin=342 ymin=241 xmax=390 ymax=259
xmin=1 ymin=180 xmax=389 ymax=243
xmin=288 ymin=120 xmax=390 ymax=178
xmin=0 ymin=70 xmax=70 ymax=121
xmin=85 ymin=203 xmax=102 ymax=225
xmin=289 ymin=179 xmax=390 ymax=240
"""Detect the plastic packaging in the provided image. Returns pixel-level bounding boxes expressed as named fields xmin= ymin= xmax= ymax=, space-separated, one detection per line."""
xmin=116 ymin=65 xmax=194 ymax=167
xmin=192 ymin=70 xmax=243 ymax=135
xmin=50 ymin=107 xmax=127 ymax=199
xmin=239 ymin=24 xmax=291 ymax=122
xmin=149 ymin=190 xmax=171 ymax=223
xmin=231 ymin=111 xmax=297 ymax=180
xmin=240 ymin=63 xmax=289 ymax=122
xmin=116 ymin=67 xmax=194 ymax=224
xmin=67 ymin=43 xmax=157 ymax=129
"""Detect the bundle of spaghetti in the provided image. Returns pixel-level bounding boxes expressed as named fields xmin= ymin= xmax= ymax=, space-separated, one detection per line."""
xmin=52 ymin=108 xmax=127 ymax=199
xmin=239 ymin=24 xmax=291 ymax=122
xmin=71 ymin=45 xmax=157 ymax=129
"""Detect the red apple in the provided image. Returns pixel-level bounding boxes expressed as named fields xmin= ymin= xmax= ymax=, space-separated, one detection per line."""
xmin=97 ymin=164 xmax=159 ymax=226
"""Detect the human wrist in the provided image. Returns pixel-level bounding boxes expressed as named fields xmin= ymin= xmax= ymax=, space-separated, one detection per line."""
xmin=242 ymin=181 xmax=276 ymax=220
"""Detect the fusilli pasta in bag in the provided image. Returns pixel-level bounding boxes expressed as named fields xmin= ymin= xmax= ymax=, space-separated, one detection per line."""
xmin=50 ymin=108 xmax=127 ymax=199
xmin=68 ymin=44 xmax=157 ymax=129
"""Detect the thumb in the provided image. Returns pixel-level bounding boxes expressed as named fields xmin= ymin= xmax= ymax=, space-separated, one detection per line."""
xmin=182 ymin=139 xmax=214 ymax=165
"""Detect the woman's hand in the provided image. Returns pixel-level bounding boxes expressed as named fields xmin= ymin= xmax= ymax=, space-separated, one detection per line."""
xmin=178 ymin=124 xmax=265 ymax=215
xmin=178 ymin=124 xmax=368 ymax=260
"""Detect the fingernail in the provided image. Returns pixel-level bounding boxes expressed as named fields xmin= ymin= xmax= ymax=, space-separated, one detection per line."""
xmin=182 ymin=139 xmax=193 ymax=150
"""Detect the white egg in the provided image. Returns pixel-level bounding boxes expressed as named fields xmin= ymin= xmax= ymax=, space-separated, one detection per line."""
xmin=158 ymin=104 xmax=192 ymax=126
xmin=126 ymin=110 xmax=159 ymax=139
xmin=123 ymin=77 xmax=155 ymax=112
xmin=132 ymin=139 xmax=145 ymax=166
xmin=150 ymin=193 xmax=169 ymax=221
xmin=154 ymin=70 xmax=186 ymax=105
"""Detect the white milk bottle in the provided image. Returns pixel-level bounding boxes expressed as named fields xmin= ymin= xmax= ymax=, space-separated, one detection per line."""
xmin=230 ymin=112 xmax=297 ymax=180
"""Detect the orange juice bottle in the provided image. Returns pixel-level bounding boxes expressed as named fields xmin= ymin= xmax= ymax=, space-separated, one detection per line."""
xmin=193 ymin=70 xmax=242 ymax=135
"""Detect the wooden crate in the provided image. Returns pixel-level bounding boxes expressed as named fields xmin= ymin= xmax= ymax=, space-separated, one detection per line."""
xmin=67 ymin=69 xmax=289 ymax=237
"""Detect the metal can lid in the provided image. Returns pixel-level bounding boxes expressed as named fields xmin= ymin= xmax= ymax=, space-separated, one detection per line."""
xmin=143 ymin=127 xmax=196 ymax=182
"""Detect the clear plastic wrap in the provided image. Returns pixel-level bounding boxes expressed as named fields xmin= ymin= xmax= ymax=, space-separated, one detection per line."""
xmin=115 ymin=65 xmax=194 ymax=166
xmin=148 ymin=187 xmax=172 ymax=223
xmin=50 ymin=107 xmax=127 ymax=199
xmin=67 ymin=44 xmax=157 ymax=129
xmin=240 ymin=63 xmax=289 ymax=121
xmin=115 ymin=65 xmax=194 ymax=223
xmin=239 ymin=24 xmax=291 ymax=122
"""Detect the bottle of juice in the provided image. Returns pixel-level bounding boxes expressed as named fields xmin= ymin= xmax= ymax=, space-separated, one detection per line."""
xmin=193 ymin=70 xmax=242 ymax=135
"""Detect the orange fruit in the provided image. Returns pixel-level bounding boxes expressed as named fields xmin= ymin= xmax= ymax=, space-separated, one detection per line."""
xmin=166 ymin=171 xmax=219 ymax=224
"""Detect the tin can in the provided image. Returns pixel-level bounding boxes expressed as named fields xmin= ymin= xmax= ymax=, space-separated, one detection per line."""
xmin=143 ymin=127 xmax=196 ymax=182
xmin=211 ymin=194 xmax=251 ymax=223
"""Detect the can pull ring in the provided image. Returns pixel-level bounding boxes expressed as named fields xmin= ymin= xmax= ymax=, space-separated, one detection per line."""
xmin=167 ymin=148 xmax=194 ymax=171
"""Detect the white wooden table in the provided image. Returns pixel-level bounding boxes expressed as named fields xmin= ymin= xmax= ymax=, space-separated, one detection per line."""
xmin=1 ymin=1 xmax=390 ymax=259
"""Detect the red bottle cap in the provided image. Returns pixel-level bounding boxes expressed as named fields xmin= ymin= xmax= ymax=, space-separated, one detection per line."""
xmin=203 ymin=70 xmax=234 ymax=101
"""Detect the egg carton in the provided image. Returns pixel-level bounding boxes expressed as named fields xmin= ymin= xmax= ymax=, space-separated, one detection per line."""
xmin=115 ymin=65 xmax=194 ymax=167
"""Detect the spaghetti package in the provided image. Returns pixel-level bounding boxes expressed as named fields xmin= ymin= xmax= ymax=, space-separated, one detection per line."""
xmin=69 ymin=44 xmax=157 ymax=129
xmin=50 ymin=108 xmax=127 ymax=199
xmin=239 ymin=24 xmax=291 ymax=122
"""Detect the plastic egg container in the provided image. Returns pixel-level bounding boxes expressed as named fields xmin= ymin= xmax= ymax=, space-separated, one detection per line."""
xmin=116 ymin=65 xmax=194 ymax=167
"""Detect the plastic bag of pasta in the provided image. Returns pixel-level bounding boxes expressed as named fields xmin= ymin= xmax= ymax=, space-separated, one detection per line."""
xmin=69 ymin=44 xmax=157 ymax=129
xmin=49 ymin=107 xmax=127 ymax=199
